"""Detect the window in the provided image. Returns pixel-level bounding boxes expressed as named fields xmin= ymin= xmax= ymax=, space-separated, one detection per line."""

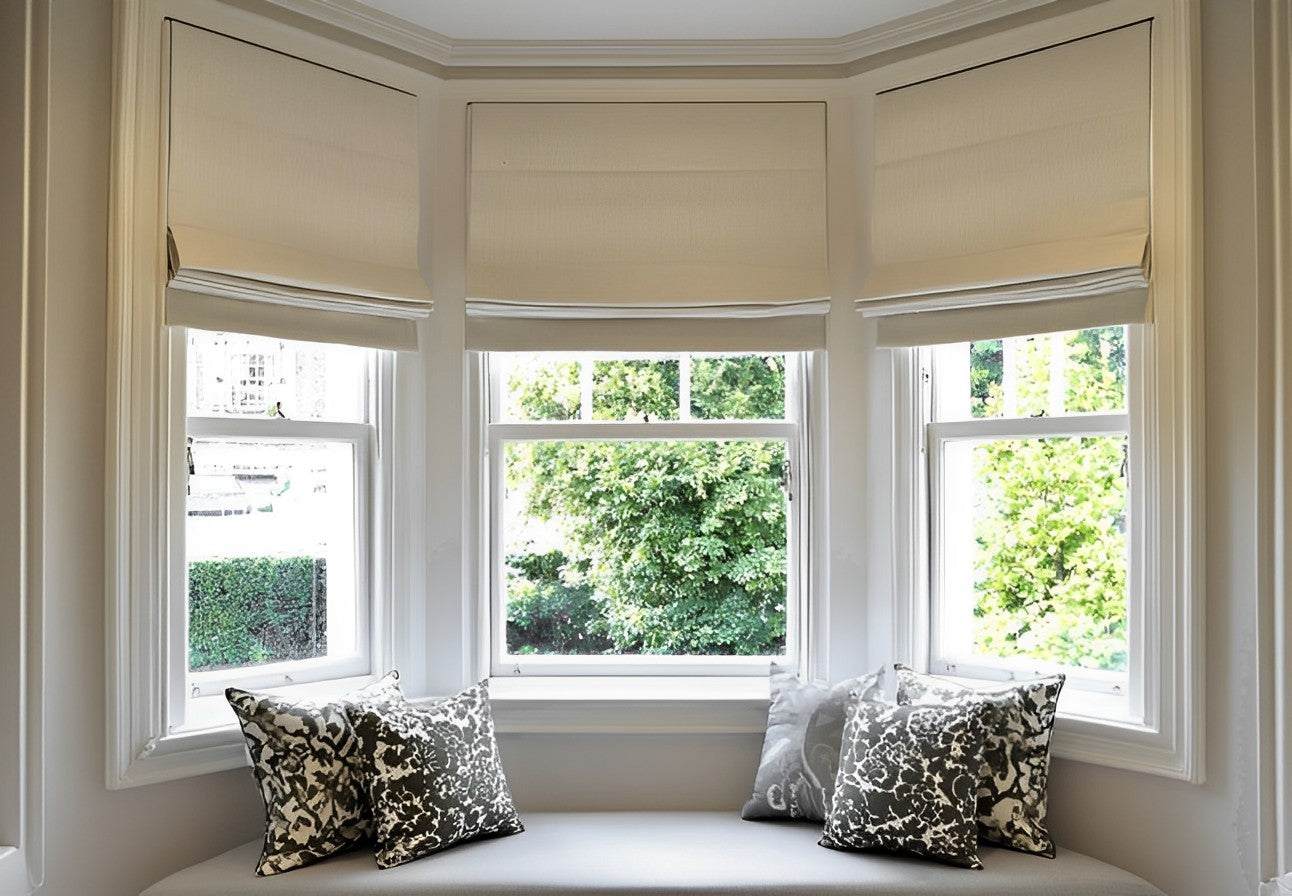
xmin=925 ymin=327 xmax=1136 ymax=717
xmin=175 ymin=331 xmax=381 ymax=731
xmin=486 ymin=352 xmax=806 ymax=676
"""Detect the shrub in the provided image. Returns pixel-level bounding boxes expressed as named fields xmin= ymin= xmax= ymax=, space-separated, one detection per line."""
xmin=188 ymin=556 xmax=326 ymax=671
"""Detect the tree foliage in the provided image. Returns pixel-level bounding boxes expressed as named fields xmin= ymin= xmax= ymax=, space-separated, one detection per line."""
xmin=188 ymin=556 xmax=327 ymax=671
xmin=505 ymin=355 xmax=787 ymax=656
xmin=968 ymin=328 xmax=1128 ymax=671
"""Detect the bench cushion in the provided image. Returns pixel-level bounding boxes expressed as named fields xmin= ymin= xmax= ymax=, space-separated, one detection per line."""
xmin=141 ymin=810 xmax=1166 ymax=896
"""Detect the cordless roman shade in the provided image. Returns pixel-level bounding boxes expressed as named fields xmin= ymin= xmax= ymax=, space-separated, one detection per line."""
xmin=857 ymin=23 xmax=1151 ymax=347
xmin=166 ymin=22 xmax=430 ymax=351
xmin=466 ymin=102 xmax=829 ymax=352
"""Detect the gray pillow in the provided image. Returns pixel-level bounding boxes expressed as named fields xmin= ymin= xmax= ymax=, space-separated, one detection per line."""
xmin=896 ymin=665 xmax=1065 ymax=857
xmin=820 ymin=697 xmax=990 ymax=868
xmin=741 ymin=663 xmax=884 ymax=821
xmin=346 ymin=680 xmax=524 ymax=868
xmin=225 ymin=670 xmax=404 ymax=876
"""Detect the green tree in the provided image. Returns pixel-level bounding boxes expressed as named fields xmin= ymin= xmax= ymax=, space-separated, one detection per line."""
xmin=188 ymin=555 xmax=326 ymax=671
xmin=505 ymin=355 xmax=788 ymax=655
xmin=969 ymin=328 xmax=1128 ymax=671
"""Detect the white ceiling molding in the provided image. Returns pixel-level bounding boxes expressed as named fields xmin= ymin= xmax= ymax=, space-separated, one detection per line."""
xmin=261 ymin=0 xmax=1057 ymax=69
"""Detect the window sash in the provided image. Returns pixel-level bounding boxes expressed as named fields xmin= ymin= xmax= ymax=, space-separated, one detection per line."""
xmin=923 ymin=341 xmax=1142 ymax=716
xmin=484 ymin=353 xmax=807 ymax=677
xmin=166 ymin=326 xmax=380 ymax=732
xmin=930 ymin=411 xmax=1131 ymax=698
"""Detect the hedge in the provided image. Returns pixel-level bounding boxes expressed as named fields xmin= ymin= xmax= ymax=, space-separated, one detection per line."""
xmin=188 ymin=556 xmax=326 ymax=672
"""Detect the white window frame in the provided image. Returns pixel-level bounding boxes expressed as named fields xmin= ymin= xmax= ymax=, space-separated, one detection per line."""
xmin=870 ymin=0 xmax=1202 ymax=782
xmin=923 ymin=330 xmax=1143 ymax=723
xmin=484 ymin=351 xmax=809 ymax=679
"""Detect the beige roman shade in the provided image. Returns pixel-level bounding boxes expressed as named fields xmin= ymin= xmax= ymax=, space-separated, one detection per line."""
xmin=466 ymin=102 xmax=829 ymax=351
xmin=166 ymin=22 xmax=430 ymax=351
xmin=857 ymin=23 xmax=1151 ymax=347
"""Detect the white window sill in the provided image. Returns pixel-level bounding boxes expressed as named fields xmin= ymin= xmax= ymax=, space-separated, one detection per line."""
xmin=0 ymin=846 xmax=34 ymax=896
xmin=486 ymin=675 xmax=772 ymax=734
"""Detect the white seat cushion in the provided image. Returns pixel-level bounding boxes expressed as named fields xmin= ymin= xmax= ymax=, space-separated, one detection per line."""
xmin=141 ymin=810 xmax=1166 ymax=896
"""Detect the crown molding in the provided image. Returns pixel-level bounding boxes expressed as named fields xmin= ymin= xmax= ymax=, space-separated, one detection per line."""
xmin=259 ymin=0 xmax=1057 ymax=70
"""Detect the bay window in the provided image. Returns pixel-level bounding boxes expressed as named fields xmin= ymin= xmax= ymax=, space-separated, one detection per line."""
xmin=107 ymin=16 xmax=429 ymax=787
xmin=858 ymin=10 xmax=1200 ymax=779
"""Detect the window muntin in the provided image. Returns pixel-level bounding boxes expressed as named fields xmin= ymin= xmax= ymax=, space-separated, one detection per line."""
xmin=927 ymin=327 xmax=1135 ymax=706
xmin=488 ymin=352 xmax=803 ymax=676
xmin=177 ymin=330 xmax=375 ymax=727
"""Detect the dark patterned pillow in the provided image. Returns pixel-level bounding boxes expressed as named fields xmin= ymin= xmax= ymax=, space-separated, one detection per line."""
xmin=225 ymin=670 xmax=404 ymax=876
xmin=346 ymin=680 xmax=524 ymax=868
xmin=895 ymin=665 xmax=1065 ymax=857
xmin=742 ymin=664 xmax=885 ymax=821
xmin=820 ymin=698 xmax=990 ymax=868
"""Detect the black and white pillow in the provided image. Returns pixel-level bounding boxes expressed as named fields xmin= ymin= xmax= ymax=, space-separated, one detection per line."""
xmin=820 ymin=698 xmax=990 ymax=869
xmin=225 ymin=670 xmax=404 ymax=876
xmin=741 ymin=664 xmax=885 ymax=822
xmin=896 ymin=665 xmax=1065 ymax=858
xmin=346 ymin=680 xmax=524 ymax=869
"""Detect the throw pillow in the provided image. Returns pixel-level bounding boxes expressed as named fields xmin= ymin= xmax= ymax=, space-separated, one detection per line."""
xmin=225 ymin=670 xmax=404 ymax=876
xmin=820 ymin=697 xmax=990 ymax=868
xmin=346 ymin=680 xmax=524 ymax=869
xmin=741 ymin=663 xmax=885 ymax=821
xmin=895 ymin=665 xmax=1065 ymax=857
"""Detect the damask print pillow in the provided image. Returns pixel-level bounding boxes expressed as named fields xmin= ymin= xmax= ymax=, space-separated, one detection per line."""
xmin=820 ymin=697 xmax=990 ymax=868
xmin=346 ymin=680 xmax=524 ymax=869
xmin=895 ymin=665 xmax=1065 ymax=857
xmin=225 ymin=670 xmax=404 ymax=876
xmin=741 ymin=663 xmax=885 ymax=822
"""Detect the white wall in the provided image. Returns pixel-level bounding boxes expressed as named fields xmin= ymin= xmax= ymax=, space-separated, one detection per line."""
xmin=21 ymin=1 xmax=1273 ymax=895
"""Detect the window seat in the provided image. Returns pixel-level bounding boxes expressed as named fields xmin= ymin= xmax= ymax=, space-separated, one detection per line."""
xmin=140 ymin=810 xmax=1166 ymax=896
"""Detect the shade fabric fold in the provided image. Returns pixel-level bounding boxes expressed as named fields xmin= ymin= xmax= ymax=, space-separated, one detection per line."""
xmin=466 ymin=102 xmax=829 ymax=352
xmin=166 ymin=22 xmax=430 ymax=351
xmin=856 ymin=23 xmax=1152 ymax=347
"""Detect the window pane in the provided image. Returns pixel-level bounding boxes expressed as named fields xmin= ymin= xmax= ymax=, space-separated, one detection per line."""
xmin=1064 ymin=326 xmax=1127 ymax=413
xmin=968 ymin=339 xmax=1004 ymax=419
xmin=592 ymin=359 xmax=679 ymax=421
xmin=939 ymin=434 xmax=1128 ymax=672
xmin=503 ymin=439 xmax=788 ymax=657
xmin=186 ymin=439 xmax=357 ymax=672
xmin=501 ymin=353 xmax=582 ymax=421
xmin=690 ymin=354 xmax=786 ymax=420
xmin=940 ymin=327 xmax=1127 ymax=421
xmin=187 ymin=330 xmax=368 ymax=422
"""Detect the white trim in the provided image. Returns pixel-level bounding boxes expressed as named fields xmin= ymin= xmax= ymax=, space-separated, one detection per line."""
xmin=1270 ymin=0 xmax=1292 ymax=875
xmin=874 ymin=0 xmax=1202 ymax=782
xmin=486 ymin=677 xmax=770 ymax=734
xmin=0 ymin=0 xmax=44 ymax=889
xmin=261 ymin=0 xmax=1057 ymax=69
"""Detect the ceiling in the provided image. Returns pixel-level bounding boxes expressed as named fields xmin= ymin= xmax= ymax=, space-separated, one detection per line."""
xmin=351 ymin=0 xmax=957 ymax=43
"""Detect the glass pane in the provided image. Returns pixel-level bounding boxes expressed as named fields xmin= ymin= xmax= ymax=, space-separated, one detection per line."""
xmin=186 ymin=439 xmax=357 ymax=672
xmin=503 ymin=439 xmax=788 ymax=657
xmin=592 ymin=359 xmax=679 ymax=421
xmin=939 ymin=434 xmax=1129 ymax=672
xmin=187 ymin=330 xmax=368 ymax=422
xmin=690 ymin=354 xmax=786 ymax=420
xmin=501 ymin=353 xmax=582 ymax=422
xmin=1064 ymin=326 xmax=1127 ymax=413
xmin=941 ymin=327 xmax=1128 ymax=421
